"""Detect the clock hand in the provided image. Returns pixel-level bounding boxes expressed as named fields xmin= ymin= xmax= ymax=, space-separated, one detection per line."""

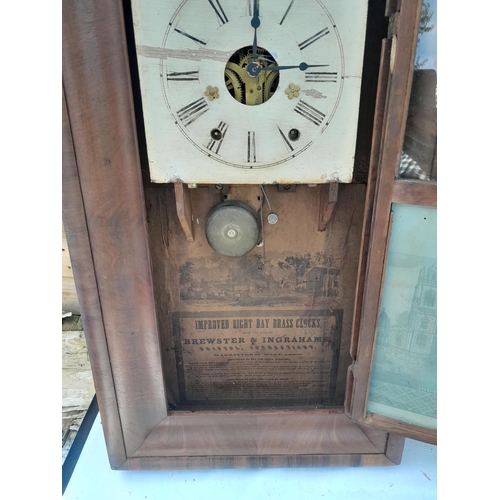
xmin=247 ymin=61 xmax=327 ymax=77
xmin=251 ymin=0 xmax=260 ymax=62
xmin=264 ymin=63 xmax=328 ymax=71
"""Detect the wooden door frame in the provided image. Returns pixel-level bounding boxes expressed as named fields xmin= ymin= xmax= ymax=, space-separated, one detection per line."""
xmin=349 ymin=0 xmax=437 ymax=445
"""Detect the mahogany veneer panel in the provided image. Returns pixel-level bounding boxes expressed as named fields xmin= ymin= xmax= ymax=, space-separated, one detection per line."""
xmin=135 ymin=413 xmax=383 ymax=457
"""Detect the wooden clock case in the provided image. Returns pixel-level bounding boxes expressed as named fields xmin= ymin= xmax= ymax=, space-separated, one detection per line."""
xmin=62 ymin=0 xmax=436 ymax=470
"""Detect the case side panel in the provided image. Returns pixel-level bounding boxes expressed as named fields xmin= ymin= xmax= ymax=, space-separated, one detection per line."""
xmin=62 ymin=0 xmax=168 ymax=456
xmin=62 ymin=89 xmax=127 ymax=468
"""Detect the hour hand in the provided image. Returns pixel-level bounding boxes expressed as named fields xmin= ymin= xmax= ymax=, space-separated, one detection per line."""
xmin=266 ymin=62 xmax=327 ymax=72
xmin=247 ymin=61 xmax=328 ymax=77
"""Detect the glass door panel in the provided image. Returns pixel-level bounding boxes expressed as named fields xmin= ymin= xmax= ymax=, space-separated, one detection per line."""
xmin=398 ymin=0 xmax=437 ymax=181
xmin=366 ymin=203 xmax=437 ymax=429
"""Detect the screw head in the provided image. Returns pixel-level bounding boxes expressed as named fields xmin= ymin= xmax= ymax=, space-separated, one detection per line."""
xmin=267 ymin=213 xmax=279 ymax=225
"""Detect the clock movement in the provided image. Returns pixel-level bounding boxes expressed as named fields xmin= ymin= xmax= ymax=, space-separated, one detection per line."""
xmin=62 ymin=0 xmax=437 ymax=470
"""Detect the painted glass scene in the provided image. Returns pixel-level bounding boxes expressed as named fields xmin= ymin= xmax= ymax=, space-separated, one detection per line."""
xmin=398 ymin=0 xmax=437 ymax=181
xmin=367 ymin=204 xmax=437 ymax=429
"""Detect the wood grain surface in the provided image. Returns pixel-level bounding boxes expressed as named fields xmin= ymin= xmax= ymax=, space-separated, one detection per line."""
xmin=119 ymin=452 xmax=400 ymax=470
xmin=363 ymin=413 xmax=436 ymax=445
xmin=133 ymin=412 xmax=391 ymax=458
xmin=318 ymin=183 xmax=339 ymax=231
xmin=174 ymin=183 xmax=195 ymax=242
xmin=350 ymin=0 xmax=423 ymax=422
xmin=62 ymin=0 xmax=167 ymax=462
xmin=62 ymin=89 xmax=127 ymax=467
xmin=350 ymin=37 xmax=392 ymax=369
xmin=392 ymin=179 xmax=437 ymax=206
xmin=349 ymin=0 xmax=437 ymax=446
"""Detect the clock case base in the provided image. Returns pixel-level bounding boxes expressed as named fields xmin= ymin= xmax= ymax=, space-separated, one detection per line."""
xmin=62 ymin=0 xmax=405 ymax=469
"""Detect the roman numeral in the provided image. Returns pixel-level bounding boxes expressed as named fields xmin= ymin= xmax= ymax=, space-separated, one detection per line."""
xmin=247 ymin=131 xmax=257 ymax=162
xmin=208 ymin=0 xmax=228 ymax=25
xmin=279 ymin=0 xmax=295 ymax=25
xmin=177 ymin=98 xmax=209 ymax=126
xmin=166 ymin=71 xmax=199 ymax=81
xmin=305 ymin=71 xmax=337 ymax=83
xmin=298 ymin=28 xmax=330 ymax=50
xmin=294 ymin=100 xmax=326 ymax=126
xmin=278 ymin=127 xmax=294 ymax=152
xmin=174 ymin=27 xmax=207 ymax=46
xmin=207 ymin=122 xmax=229 ymax=155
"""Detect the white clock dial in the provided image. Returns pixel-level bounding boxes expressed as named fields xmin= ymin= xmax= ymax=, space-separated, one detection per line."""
xmin=132 ymin=0 xmax=369 ymax=184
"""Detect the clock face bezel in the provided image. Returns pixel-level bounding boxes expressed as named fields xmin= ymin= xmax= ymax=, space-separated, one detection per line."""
xmin=159 ymin=0 xmax=345 ymax=170
xmin=132 ymin=0 xmax=369 ymax=184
